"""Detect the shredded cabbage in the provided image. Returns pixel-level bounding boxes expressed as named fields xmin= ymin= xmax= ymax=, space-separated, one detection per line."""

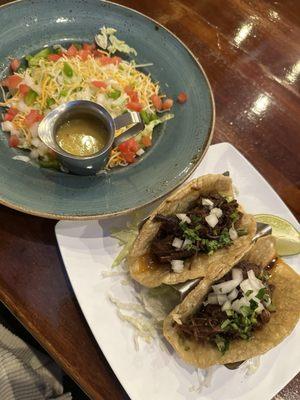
xmin=140 ymin=285 xmax=179 ymax=322
xmin=95 ymin=26 xmax=137 ymax=56
xmin=244 ymin=356 xmax=260 ymax=375
xmin=110 ymin=228 xmax=137 ymax=268
xmin=189 ymin=367 xmax=216 ymax=392
xmin=1 ymin=27 xmax=174 ymax=169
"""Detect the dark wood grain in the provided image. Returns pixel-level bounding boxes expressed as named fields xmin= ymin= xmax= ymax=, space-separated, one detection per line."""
xmin=0 ymin=0 xmax=299 ymax=399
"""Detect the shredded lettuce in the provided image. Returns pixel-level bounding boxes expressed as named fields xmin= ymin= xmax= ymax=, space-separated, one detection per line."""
xmin=140 ymin=285 xmax=180 ymax=322
xmin=110 ymin=210 xmax=147 ymax=267
xmin=95 ymin=26 xmax=137 ymax=56
xmin=135 ymin=113 xmax=174 ymax=142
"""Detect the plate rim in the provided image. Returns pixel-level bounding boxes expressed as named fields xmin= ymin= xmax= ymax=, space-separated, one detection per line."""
xmin=55 ymin=143 xmax=300 ymax=400
xmin=0 ymin=0 xmax=215 ymax=220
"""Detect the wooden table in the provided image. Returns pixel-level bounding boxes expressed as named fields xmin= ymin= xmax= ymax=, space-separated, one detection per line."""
xmin=0 ymin=0 xmax=299 ymax=399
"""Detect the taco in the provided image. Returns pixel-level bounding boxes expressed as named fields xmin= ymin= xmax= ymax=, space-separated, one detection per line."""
xmin=163 ymin=236 xmax=300 ymax=368
xmin=128 ymin=174 xmax=256 ymax=287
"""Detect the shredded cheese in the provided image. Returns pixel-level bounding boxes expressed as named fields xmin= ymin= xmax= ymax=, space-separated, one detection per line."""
xmin=0 ymin=36 xmax=173 ymax=168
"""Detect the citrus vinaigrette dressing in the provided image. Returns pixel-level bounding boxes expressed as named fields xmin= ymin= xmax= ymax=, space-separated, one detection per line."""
xmin=56 ymin=115 xmax=107 ymax=157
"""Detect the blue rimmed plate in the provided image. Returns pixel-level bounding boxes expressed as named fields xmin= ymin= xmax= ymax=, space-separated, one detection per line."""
xmin=0 ymin=0 xmax=214 ymax=219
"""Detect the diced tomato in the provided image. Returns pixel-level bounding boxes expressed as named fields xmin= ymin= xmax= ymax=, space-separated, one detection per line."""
xmin=4 ymin=107 xmax=19 ymax=121
xmin=177 ymin=91 xmax=188 ymax=104
xmin=91 ymin=80 xmax=107 ymax=89
xmin=122 ymin=152 xmax=136 ymax=163
xmin=2 ymin=75 xmax=22 ymax=89
xmin=118 ymin=138 xmax=140 ymax=163
xmin=48 ymin=53 xmax=62 ymax=62
xmin=98 ymin=55 xmax=121 ymax=65
xmin=92 ymin=49 xmax=106 ymax=58
xmin=111 ymin=56 xmax=121 ymax=65
xmin=24 ymin=109 xmax=43 ymax=127
xmin=151 ymin=94 xmax=162 ymax=111
xmin=142 ymin=135 xmax=152 ymax=147
xmin=118 ymin=138 xmax=139 ymax=154
xmin=10 ymin=58 xmax=21 ymax=72
xmin=83 ymin=43 xmax=95 ymax=51
xmin=162 ymin=98 xmax=174 ymax=110
xmin=78 ymin=49 xmax=90 ymax=61
xmin=4 ymin=113 xmax=13 ymax=121
xmin=19 ymin=83 xmax=30 ymax=95
xmin=126 ymin=101 xmax=143 ymax=112
xmin=8 ymin=135 xmax=19 ymax=147
xmin=66 ymin=44 xmax=78 ymax=57
xmin=8 ymin=107 xmax=18 ymax=116
xmin=125 ymin=86 xmax=139 ymax=102
xmin=98 ymin=56 xmax=113 ymax=65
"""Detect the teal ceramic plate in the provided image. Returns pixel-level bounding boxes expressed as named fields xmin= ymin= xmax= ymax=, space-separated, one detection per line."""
xmin=0 ymin=0 xmax=214 ymax=219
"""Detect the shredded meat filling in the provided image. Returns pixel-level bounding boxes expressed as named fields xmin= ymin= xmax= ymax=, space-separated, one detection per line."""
xmin=177 ymin=261 xmax=275 ymax=349
xmin=150 ymin=193 xmax=241 ymax=264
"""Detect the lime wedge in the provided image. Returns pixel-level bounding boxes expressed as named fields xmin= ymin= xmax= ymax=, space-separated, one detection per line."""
xmin=255 ymin=214 xmax=300 ymax=256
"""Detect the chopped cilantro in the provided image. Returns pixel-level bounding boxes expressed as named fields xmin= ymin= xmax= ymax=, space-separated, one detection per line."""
xmin=140 ymin=110 xmax=157 ymax=124
xmin=230 ymin=210 xmax=239 ymax=222
xmin=214 ymin=335 xmax=229 ymax=355
xmin=225 ymin=309 xmax=234 ymax=317
xmin=190 ymin=215 xmax=202 ymax=223
xmin=240 ymin=305 xmax=251 ymax=317
xmin=250 ymin=299 xmax=259 ymax=310
xmin=107 ymin=89 xmax=121 ymax=99
xmin=221 ymin=319 xmax=231 ymax=330
xmin=256 ymin=288 xmax=266 ymax=300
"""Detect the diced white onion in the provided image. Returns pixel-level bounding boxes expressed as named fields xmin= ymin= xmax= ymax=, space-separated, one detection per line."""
xmin=29 ymin=122 xmax=39 ymax=138
xmin=205 ymin=213 xmax=218 ymax=228
xmin=176 ymin=213 xmax=191 ymax=224
xmin=11 ymin=127 xmax=20 ymax=135
xmin=31 ymin=137 xmax=42 ymax=148
xmin=222 ymin=300 xmax=231 ymax=311
xmin=30 ymin=149 xmax=39 ymax=159
xmin=228 ymin=288 xmax=238 ymax=301
xmin=263 ymin=296 xmax=271 ymax=307
xmin=211 ymin=207 xmax=223 ymax=218
xmin=96 ymin=93 xmax=107 ymax=105
xmin=255 ymin=302 xmax=265 ymax=314
xmin=202 ymin=198 xmax=214 ymax=208
xmin=136 ymin=148 xmax=145 ymax=156
xmin=231 ymin=299 xmax=241 ymax=313
xmin=1 ymin=121 xmax=14 ymax=131
xmin=172 ymin=237 xmax=183 ymax=249
xmin=38 ymin=143 xmax=48 ymax=156
xmin=205 ymin=293 xmax=219 ymax=305
xmin=232 ymin=268 xmax=243 ymax=284
xmin=229 ymin=226 xmax=238 ymax=240
xmin=17 ymin=100 xmax=31 ymax=113
xmin=212 ymin=279 xmax=239 ymax=294
xmin=217 ymin=294 xmax=228 ymax=305
xmin=239 ymin=297 xmax=250 ymax=308
xmin=171 ymin=259 xmax=184 ymax=273
xmin=182 ymin=238 xmax=192 ymax=248
xmin=247 ymin=270 xmax=264 ymax=290
xmin=240 ymin=278 xmax=254 ymax=294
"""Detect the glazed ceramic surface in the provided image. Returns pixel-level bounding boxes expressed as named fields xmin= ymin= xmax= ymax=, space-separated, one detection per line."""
xmin=0 ymin=0 xmax=214 ymax=219
xmin=56 ymin=143 xmax=300 ymax=400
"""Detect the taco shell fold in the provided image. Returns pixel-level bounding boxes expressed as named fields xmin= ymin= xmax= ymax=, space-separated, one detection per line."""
xmin=128 ymin=174 xmax=256 ymax=287
xmin=163 ymin=237 xmax=300 ymax=368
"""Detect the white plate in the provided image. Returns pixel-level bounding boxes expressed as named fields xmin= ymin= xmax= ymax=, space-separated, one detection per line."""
xmin=56 ymin=143 xmax=300 ymax=400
